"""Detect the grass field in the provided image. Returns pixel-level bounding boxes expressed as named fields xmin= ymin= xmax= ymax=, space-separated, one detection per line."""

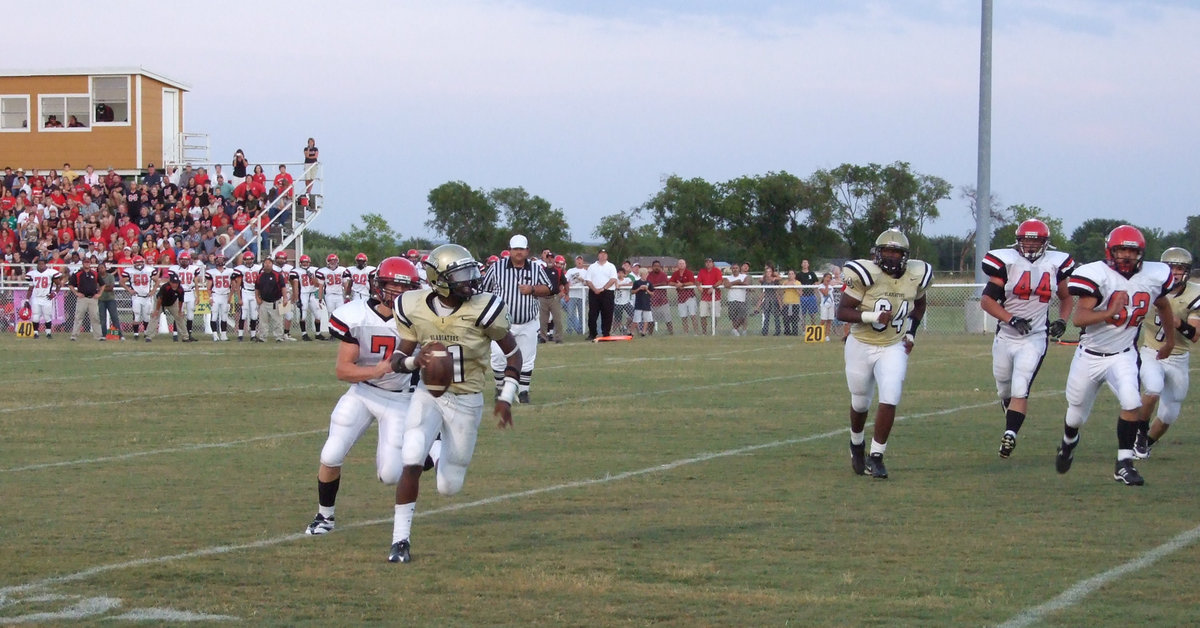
xmin=2 ymin=333 xmax=1199 ymax=626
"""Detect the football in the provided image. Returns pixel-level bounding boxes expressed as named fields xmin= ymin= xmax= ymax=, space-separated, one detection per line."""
xmin=421 ymin=341 xmax=454 ymax=398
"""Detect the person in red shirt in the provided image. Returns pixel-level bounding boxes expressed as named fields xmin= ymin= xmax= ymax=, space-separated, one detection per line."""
xmin=696 ymin=257 xmax=724 ymax=335
xmin=158 ymin=245 xmax=176 ymax=266
xmin=192 ymin=167 xmax=210 ymax=187
xmin=273 ymin=165 xmax=294 ymax=198
xmin=49 ymin=188 xmax=67 ymax=207
xmin=669 ymin=259 xmax=698 ymax=335
xmin=211 ymin=208 xmax=230 ymax=230
xmin=645 ymin=260 xmax=672 ymax=335
xmin=118 ymin=214 xmax=140 ymax=244
xmin=56 ymin=223 xmax=75 ymax=246
xmin=250 ymin=164 xmax=267 ymax=189
xmin=232 ymin=206 xmax=250 ymax=232
xmin=233 ymin=180 xmax=266 ymax=212
xmin=103 ymin=167 xmax=123 ymax=192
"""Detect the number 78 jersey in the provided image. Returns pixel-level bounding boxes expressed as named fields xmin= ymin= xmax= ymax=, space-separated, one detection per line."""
xmin=1068 ymin=260 xmax=1172 ymax=354
xmin=982 ymin=248 xmax=1076 ymax=337
xmin=841 ymin=258 xmax=932 ymax=347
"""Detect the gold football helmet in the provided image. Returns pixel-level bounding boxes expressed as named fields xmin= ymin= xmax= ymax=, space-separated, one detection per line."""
xmin=423 ymin=243 xmax=482 ymax=300
xmin=872 ymin=228 xmax=910 ymax=278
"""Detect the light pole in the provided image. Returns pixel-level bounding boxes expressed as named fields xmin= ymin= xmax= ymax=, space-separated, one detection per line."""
xmin=975 ymin=0 xmax=993 ymax=286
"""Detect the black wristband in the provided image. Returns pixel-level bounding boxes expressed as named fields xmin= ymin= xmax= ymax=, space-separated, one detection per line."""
xmin=1177 ymin=320 xmax=1197 ymax=341
xmin=908 ymin=321 xmax=921 ymax=338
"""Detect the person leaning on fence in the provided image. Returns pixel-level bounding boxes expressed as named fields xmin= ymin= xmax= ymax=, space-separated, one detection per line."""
xmin=726 ymin=262 xmax=750 ymax=336
xmin=631 ymin=267 xmax=653 ymax=336
xmin=646 ymin=260 xmax=671 ymax=335
xmin=781 ymin=269 xmax=802 ymax=336
xmin=818 ymin=272 xmax=836 ymax=342
xmin=798 ymin=259 xmax=819 ymax=326
xmin=757 ymin=263 xmax=782 ymax=336
xmin=149 ymin=276 xmax=186 ymax=343
xmin=68 ymin=257 xmax=104 ymax=341
xmin=669 ymin=259 xmax=698 ymax=335
xmin=614 ymin=260 xmax=635 ymax=335
xmin=697 ymin=257 xmax=723 ymax=335
xmin=565 ymin=255 xmax=587 ymax=336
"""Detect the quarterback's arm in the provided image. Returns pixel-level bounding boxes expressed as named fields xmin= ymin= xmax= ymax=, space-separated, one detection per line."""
xmin=1072 ymin=293 xmax=1126 ymax=328
xmin=335 ymin=340 xmax=392 ymax=382
xmin=1153 ymin=295 xmax=1175 ymax=359
xmin=493 ymin=332 xmax=521 ymax=429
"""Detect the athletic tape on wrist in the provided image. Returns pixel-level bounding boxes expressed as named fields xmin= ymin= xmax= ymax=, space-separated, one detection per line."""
xmin=499 ymin=377 xmax=518 ymax=404
xmin=859 ymin=311 xmax=880 ymax=324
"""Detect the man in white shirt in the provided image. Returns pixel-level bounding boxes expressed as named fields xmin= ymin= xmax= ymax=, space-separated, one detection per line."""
xmin=726 ymin=262 xmax=751 ymax=336
xmin=584 ymin=248 xmax=618 ymax=341
xmin=564 ymin=255 xmax=587 ymax=336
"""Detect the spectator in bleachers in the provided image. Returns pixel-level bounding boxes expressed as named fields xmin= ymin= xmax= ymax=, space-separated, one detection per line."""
xmin=251 ymin=164 xmax=267 ymax=189
xmin=303 ymin=138 xmax=319 ymax=194
xmin=232 ymin=149 xmax=249 ymax=185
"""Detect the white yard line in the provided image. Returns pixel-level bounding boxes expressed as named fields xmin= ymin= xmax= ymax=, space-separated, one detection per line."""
xmin=0 ymin=383 xmax=339 ymax=415
xmin=0 ymin=397 xmax=1000 ymax=596
xmin=998 ymin=524 xmax=1200 ymax=628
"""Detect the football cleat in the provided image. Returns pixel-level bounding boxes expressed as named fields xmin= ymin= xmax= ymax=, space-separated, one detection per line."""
xmin=1113 ymin=459 xmax=1145 ymax=486
xmin=999 ymin=432 xmax=1017 ymax=459
xmin=849 ymin=441 xmax=866 ymax=476
xmin=866 ymin=453 xmax=888 ymax=479
xmin=517 ymin=391 xmax=530 ymax=404
xmin=1055 ymin=442 xmax=1076 ymax=474
xmin=388 ymin=540 xmax=412 ymax=563
xmin=305 ymin=513 xmax=335 ymax=535
xmin=301 ymin=335 xmax=312 ymax=341
xmin=1132 ymin=432 xmax=1151 ymax=460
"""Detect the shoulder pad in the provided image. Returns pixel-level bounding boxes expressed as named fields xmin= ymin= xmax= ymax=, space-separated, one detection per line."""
xmin=475 ymin=293 xmax=505 ymax=328
xmin=843 ymin=259 xmax=875 ymax=288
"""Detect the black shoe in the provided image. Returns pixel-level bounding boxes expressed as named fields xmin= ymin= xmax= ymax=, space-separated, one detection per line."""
xmin=866 ymin=453 xmax=888 ymax=479
xmin=172 ymin=335 xmax=179 ymax=342
xmin=849 ymin=441 xmax=866 ymax=476
xmin=1133 ymin=432 xmax=1151 ymax=460
xmin=304 ymin=513 xmax=335 ymax=535
xmin=1113 ymin=459 xmax=1145 ymax=486
xmin=999 ymin=431 xmax=1017 ymax=459
xmin=302 ymin=334 xmax=312 ymax=341
xmin=238 ymin=336 xmax=244 ymax=342
xmin=517 ymin=391 xmax=530 ymax=404
xmin=538 ymin=336 xmax=547 ymax=344
xmin=314 ymin=334 xmax=330 ymax=341
xmin=388 ymin=539 xmax=412 ymax=563
xmin=1055 ymin=440 xmax=1077 ymax=474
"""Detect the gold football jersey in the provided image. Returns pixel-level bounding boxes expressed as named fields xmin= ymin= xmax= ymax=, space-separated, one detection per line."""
xmin=841 ymin=258 xmax=933 ymax=347
xmin=1141 ymin=281 xmax=1200 ymax=355
xmin=394 ymin=288 xmax=511 ymax=395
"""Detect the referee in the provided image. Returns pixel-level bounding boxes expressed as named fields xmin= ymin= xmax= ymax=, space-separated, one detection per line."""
xmin=481 ymin=234 xmax=553 ymax=403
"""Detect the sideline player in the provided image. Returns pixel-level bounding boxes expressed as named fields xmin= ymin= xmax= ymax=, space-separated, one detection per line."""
xmin=837 ymin=228 xmax=931 ymax=479
xmin=274 ymin=251 xmax=298 ymax=341
xmin=386 ymin=243 xmax=522 ymax=563
xmin=1134 ymin=247 xmax=1200 ymax=458
xmin=206 ymin=255 xmax=236 ymax=341
xmin=980 ymin=219 xmax=1076 ymax=458
xmin=1056 ymin=225 xmax=1174 ymax=486
xmin=317 ymin=253 xmax=348 ymax=314
xmin=291 ymin=254 xmax=327 ymax=340
xmin=232 ymin=251 xmax=262 ymax=341
xmin=121 ymin=255 xmax=158 ymax=340
xmin=167 ymin=252 xmax=203 ymax=341
xmin=304 ymin=257 xmax=429 ymax=535
xmin=346 ymin=253 xmax=376 ymax=303
xmin=23 ymin=256 xmax=61 ymax=339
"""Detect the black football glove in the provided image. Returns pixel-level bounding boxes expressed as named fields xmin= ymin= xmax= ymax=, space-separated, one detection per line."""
xmin=1047 ymin=318 xmax=1067 ymax=339
xmin=1007 ymin=316 xmax=1033 ymax=335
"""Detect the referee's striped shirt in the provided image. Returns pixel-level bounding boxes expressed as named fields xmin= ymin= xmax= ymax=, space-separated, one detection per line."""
xmin=481 ymin=257 xmax=552 ymax=325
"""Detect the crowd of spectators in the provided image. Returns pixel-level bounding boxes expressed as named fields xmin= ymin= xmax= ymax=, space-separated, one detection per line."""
xmin=1 ymin=151 xmax=312 ymax=281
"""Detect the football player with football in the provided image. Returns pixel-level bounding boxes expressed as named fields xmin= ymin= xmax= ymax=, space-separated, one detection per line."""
xmin=386 ymin=243 xmax=523 ymax=563
xmin=1133 ymin=247 xmax=1200 ymax=459
xmin=1057 ymin=225 xmax=1174 ymax=486
xmin=837 ymin=228 xmax=932 ymax=479
xmin=979 ymin=219 xmax=1076 ymax=458
xmin=304 ymin=256 xmax=429 ymax=536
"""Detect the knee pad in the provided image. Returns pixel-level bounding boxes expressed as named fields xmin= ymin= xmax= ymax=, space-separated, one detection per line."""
xmin=850 ymin=393 xmax=871 ymax=414
xmin=319 ymin=436 xmax=352 ymax=469
xmin=437 ymin=463 xmax=467 ymax=496
xmin=1159 ymin=399 xmax=1182 ymax=425
xmin=1064 ymin=404 xmax=1090 ymax=429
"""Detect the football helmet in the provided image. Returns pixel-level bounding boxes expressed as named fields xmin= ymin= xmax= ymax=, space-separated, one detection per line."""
xmin=1014 ymin=219 xmax=1050 ymax=262
xmin=178 ymin=252 xmax=191 ymax=265
xmin=214 ymin=255 xmax=227 ymax=267
xmin=326 ymin=253 xmax=339 ymax=268
xmin=486 ymin=255 xmax=500 ymax=265
xmin=133 ymin=255 xmax=146 ymax=269
xmin=553 ymin=254 xmax=565 ymax=264
xmin=299 ymin=254 xmax=311 ymax=268
xmin=406 ymin=248 xmax=420 ymax=260
xmin=242 ymin=251 xmax=256 ymax=264
xmin=500 ymin=250 xmax=510 ymax=258
xmin=1161 ymin=247 xmax=1192 ymax=284
xmin=355 ymin=252 xmax=368 ymax=269
xmin=424 ymin=243 xmax=482 ymax=300
xmin=872 ymin=228 xmax=910 ymax=278
xmin=373 ymin=256 xmax=421 ymax=302
xmin=274 ymin=251 xmax=288 ymax=264
xmin=1105 ymin=225 xmax=1145 ymax=278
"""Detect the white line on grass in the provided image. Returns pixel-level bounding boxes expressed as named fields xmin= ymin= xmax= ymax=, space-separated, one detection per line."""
xmin=0 ymin=397 xmax=1001 ymax=596
xmin=998 ymin=524 xmax=1200 ymax=628
xmin=9 ymin=360 xmax=325 ymax=384
xmin=0 ymin=383 xmax=339 ymax=415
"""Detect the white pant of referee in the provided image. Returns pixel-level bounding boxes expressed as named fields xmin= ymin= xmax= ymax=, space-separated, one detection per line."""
xmin=492 ymin=319 xmax=539 ymax=400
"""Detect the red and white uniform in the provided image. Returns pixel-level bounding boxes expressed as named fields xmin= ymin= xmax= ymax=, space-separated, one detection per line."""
xmin=346 ymin=265 xmax=376 ymax=302
xmin=123 ymin=265 xmax=158 ymax=322
xmin=25 ymin=267 xmax=61 ymax=323
xmin=167 ymin=262 xmax=204 ymax=320
xmin=207 ymin=266 xmax=237 ymax=328
xmin=317 ymin=265 xmax=348 ymax=309
xmin=323 ymin=298 xmax=418 ymax=484
xmin=1064 ymin=260 xmax=1172 ymax=420
xmin=232 ymin=263 xmax=262 ymax=321
xmin=291 ymin=264 xmax=324 ymax=330
xmin=982 ymin=248 xmax=1076 ymax=399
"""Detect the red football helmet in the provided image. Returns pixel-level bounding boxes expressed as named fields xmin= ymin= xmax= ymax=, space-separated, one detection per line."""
xmin=274 ymin=251 xmax=288 ymax=263
xmin=132 ymin=255 xmax=146 ymax=268
xmin=486 ymin=255 xmax=500 ymax=264
xmin=326 ymin=253 xmax=339 ymax=268
xmin=553 ymin=254 xmax=566 ymax=264
xmin=500 ymin=250 xmax=510 ymax=258
xmin=178 ymin=252 xmax=191 ymax=264
xmin=1014 ymin=219 xmax=1050 ymax=262
xmin=1105 ymin=225 xmax=1145 ymax=277
xmin=406 ymin=248 xmax=420 ymax=259
xmin=242 ymin=251 xmax=256 ymax=263
xmin=355 ymin=252 xmax=368 ymax=269
xmin=299 ymin=254 xmax=311 ymax=267
xmin=373 ymin=256 xmax=421 ymax=302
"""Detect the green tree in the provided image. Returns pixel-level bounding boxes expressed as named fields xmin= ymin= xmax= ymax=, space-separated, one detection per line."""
xmin=812 ymin=161 xmax=948 ymax=258
xmin=339 ymin=213 xmax=403 ymax=264
xmin=1068 ymin=218 xmax=1128 ymax=262
xmin=1161 ymin=215 xmax=1200 ymax=259
xmin=425 ymin=181 xmax=498 ymax=258
xmin=490 ymin=187 xmax=571 ymax=254
xmin=640 ymin=175 xmax=724 ymax=263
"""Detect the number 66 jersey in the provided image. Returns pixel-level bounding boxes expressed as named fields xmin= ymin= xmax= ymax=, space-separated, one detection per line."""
xmin=841 ymin=258 xmax=933 ymax=347
xmin=1067 ymin=260 xmax=1173 ymax=355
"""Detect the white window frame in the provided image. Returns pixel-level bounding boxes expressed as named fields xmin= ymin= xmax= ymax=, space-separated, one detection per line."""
xmin=37 ymin=93 xmax=91 ymax=132
xmin=0 ymin=94 xmax=31 ymax=132
xmin=89 ymin=75 xmax=131 ymax=127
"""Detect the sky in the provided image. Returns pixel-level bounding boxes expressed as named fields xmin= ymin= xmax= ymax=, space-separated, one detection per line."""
xmin=4 ymin=0 xmax=1198 ymax=247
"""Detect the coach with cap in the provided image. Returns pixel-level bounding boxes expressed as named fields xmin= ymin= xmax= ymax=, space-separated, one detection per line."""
xmin=481 ymin=234 xmax=553 ymax=403
xmin=585 ymin=247 xmax=618 ymax=341
xmin=255 ymin=256 xmax=289 ymax=342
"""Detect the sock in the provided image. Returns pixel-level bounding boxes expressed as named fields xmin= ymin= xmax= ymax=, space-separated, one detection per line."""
xmin=315 ymin=322 xmax=322 ymax=334
xmin=186 ymin=321 xmax=193 ymax=335
xmin=870 ymin=439 xmax=886 ymax=456
xmin=250 ymin=320 xmax=258 ymax=332
xmin=1147 ymin=435 xmax=1158 ymax=446
xmin=1136 ymin=419 xmax=1150 ymax=437
xmin=1062 ymin=424 xmax=1080 ymax=447
xmin=849 ymin=431 xmax=865 ymax=446
xmin=493 ymin=370 xmax=504 ymax=390
xmin=1005 ymin=409 xmax=1026 ymax=434
xmin=393 ymin=502 xmax=416 ymax=544
xmin=300 ymin=322 xmax=307 ymax=334
xmin=318 ymin=476 xmax=340 ymax=509
xmin=1117 ymin=419 xmax=1137 ymax=461
xmin=1001 ymin=397 xmax=1011 ymax=412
